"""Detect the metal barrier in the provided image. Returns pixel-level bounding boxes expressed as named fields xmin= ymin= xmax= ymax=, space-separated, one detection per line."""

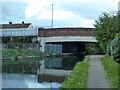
xmin=1 ymin=28 xmax=37 ymax=37
xmin=45 ymin=44 xmax=62 ymax=54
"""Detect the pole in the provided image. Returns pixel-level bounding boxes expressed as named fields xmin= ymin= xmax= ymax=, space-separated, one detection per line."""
xmin=52 ymin=4 xmax=53 ymax=28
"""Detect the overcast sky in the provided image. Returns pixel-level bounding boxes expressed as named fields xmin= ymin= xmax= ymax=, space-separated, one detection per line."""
xmin=0 ymin=0 xmax=119 ymax=28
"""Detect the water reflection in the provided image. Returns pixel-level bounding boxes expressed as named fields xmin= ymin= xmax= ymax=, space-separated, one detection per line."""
xmin=38 ymin=55 xmax=85 ymax=83
xmin=44 ymin=55 xmax=84 ymax=70
xmin=2 ymin=55 xmax=85 ymax=88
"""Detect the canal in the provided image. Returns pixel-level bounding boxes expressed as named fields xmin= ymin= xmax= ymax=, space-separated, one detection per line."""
xmin=2 ymin=55 xmax=85 ymax=88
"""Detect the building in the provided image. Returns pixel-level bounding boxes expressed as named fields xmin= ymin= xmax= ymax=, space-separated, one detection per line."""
xmin=0 ymin=21 xmax=38 ymax=43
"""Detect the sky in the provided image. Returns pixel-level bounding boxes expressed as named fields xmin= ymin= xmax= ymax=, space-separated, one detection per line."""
xmin=0 ymin=0 xmax=119 ymax=28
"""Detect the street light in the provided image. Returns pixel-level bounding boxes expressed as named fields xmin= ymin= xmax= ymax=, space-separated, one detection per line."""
xmin=52 ymin=4 xmax=53 ymax=28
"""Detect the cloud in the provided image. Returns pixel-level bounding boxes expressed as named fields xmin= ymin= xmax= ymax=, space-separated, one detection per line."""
xmin=24 ymin=0 xmax=119 ymax=28
xmin=25 ymin=0 xmax=53 ymax=18
xmin=52 ymin=0 xmax=119 ymax=20
xmin=1 ymin=1 xmax=28 ymax=23
xmin=1 ymin=0 xmax=119 ymax=28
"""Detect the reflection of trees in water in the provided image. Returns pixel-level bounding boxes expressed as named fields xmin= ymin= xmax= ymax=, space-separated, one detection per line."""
xmin=2 ymin=61 xmax=38 ymax=74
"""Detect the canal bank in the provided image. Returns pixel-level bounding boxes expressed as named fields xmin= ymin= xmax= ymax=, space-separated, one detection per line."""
xmin=1 ymin=49 xmax=84 ymax=61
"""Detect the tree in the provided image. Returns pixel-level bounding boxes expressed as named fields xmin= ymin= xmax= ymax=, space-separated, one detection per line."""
xmin=94 ymin=12 xmax=119 ymax=52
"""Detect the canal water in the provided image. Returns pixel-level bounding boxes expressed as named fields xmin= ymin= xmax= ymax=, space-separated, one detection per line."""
xmin=2 ymin=55 xmax=85 ymax=88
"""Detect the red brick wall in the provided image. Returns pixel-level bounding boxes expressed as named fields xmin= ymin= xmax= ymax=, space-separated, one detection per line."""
xmin=38 ymin=28 xmax=95 ymax=37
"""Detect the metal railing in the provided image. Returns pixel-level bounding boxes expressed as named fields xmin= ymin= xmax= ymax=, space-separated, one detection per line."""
xmin=1 ymin=28 xmax=37 ymax=37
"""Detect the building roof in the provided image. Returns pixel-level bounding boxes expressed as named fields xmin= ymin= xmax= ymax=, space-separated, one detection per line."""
xmin=0 ymin=22 xmax=31 ymax=29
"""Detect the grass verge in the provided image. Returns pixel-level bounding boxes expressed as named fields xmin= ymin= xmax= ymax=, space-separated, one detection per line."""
xmin=101 ymin=56 xmax=118 ymax=88
xmin=2 ymin=49 xmax=46 ymax=57
xmin=61 ymin=56 xmax=90 ymax=88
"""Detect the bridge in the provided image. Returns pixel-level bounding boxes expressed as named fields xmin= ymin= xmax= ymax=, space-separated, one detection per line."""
xmin=38 ymin=27 xmax=97 ymax=53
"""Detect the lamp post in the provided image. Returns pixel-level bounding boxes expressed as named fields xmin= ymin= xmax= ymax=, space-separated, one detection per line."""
xmin=52 ymin=4 xmax=53 ymax=28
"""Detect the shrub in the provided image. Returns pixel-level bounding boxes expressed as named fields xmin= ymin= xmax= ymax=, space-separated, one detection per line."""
xmin=107 ymin=36 xmax=120 ymax=63
xmin=111 ymin=36 xmax=120 ymax=63
xmin=85 ymin=43 xmax=105 ymax=55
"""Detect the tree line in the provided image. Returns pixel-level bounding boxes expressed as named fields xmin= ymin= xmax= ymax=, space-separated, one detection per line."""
xmin=94 ymin=11 xmax=120 ymax=63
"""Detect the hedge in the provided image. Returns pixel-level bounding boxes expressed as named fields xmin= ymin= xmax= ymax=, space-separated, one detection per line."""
xmin=107 ymin=36 xmax=120 ymax=63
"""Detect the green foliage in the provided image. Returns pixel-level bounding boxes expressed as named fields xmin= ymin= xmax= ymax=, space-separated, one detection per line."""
xmin=94 ymin=12 xmax=119 ymax=52
xmin=2 ymin=37 xmax=10 ymax=43
xmin=12 ymin=36 xmax=33 ymax=43
xmin=101 ymin=56 xmax=118 ymax=88
xmin=107 ymin=36 xmax=120 ymax=63
xmin=106 ymin=41 xmax=112 ymax=55
xmin=111 ymin=36 xmax=120 ymax=63
xmin=17 ymin=49 xmax=23 ymax=53
xmin=2 ymin=49 xmax=46 ymax=58
xmin=115 ymin=33 xmax=120 ymax=39
xmin=2 ymin=36 xmax=36 ymax=43
xmin=85 ymin=43 xmax=105 ymax=55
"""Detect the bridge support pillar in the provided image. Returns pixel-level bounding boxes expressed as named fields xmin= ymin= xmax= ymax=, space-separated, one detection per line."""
xmin=38 ymin=37 xmax=45 ymax=52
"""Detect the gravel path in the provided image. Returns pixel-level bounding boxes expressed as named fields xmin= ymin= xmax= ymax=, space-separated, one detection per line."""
xmin=87 ymin=55 xmax=110 ymax=88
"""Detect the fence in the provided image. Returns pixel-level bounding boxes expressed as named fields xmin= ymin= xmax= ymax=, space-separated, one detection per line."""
xmin=45 ymin=44 xmax=62 ymax=54
xmin=2 ymin=43 xmax=39 ymax=51
xmin=1 ymin=28 xmax=37 ymax=37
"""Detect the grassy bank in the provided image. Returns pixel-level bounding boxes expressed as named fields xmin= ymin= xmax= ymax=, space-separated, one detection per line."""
xmin=62 ymin=56 xmax=90 ymax=88
xmin=2 ymin=49 xmax=46 ymax=58
xmin=101 ymin=56 xmax=118 ymax=88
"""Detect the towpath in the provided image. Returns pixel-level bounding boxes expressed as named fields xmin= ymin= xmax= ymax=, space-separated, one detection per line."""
xmin=87 ymin=55 xmax=110 ymax=88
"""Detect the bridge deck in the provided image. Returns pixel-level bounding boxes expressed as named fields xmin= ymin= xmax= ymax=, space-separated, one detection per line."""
xmin=38 ymin=28 xmax=95 ymax=37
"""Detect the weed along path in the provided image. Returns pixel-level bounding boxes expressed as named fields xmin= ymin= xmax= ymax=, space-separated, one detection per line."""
xmin=87 ymin=55 xmax=110 ymax=88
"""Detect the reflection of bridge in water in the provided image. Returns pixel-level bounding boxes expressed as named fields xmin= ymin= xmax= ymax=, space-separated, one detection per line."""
xmin=38 ymin=55 xmax=84 ymax=82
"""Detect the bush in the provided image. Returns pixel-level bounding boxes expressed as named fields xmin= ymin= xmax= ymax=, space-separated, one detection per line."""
xmin=111 ymin=36 xmax=120 ymax=63
xmin=85 ymin=43 xmax=105 ymax=55
xmin=107 ymin=36 xmax=120 ymax=63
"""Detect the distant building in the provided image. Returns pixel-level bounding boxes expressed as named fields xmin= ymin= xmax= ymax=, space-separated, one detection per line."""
xmin=0 ymin=21 xmax=38 ymax=43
